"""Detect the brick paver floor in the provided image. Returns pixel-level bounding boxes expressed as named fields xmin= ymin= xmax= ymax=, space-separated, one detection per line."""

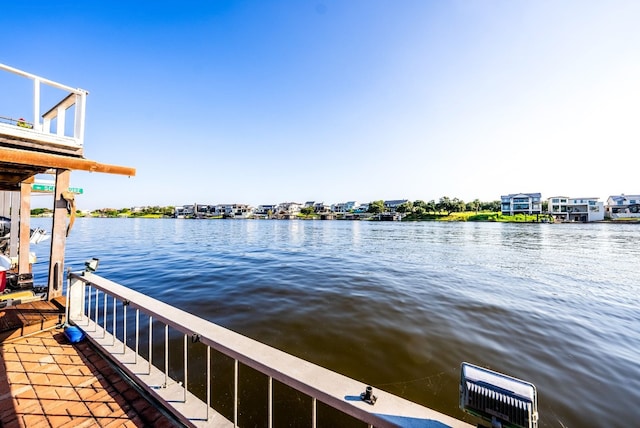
xmin=0 ymin=327 xmax=179 ymax=427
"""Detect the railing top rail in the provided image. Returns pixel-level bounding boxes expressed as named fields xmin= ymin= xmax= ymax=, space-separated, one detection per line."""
xmin=69 ymin=271 xmax=471 ymax=427
xmin=0 ymin=62 xmax=87 ymax=95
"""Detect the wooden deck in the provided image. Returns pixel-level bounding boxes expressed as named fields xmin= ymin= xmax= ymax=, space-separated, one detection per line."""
xmin=0 ymin=302 xmax=180 ymax=427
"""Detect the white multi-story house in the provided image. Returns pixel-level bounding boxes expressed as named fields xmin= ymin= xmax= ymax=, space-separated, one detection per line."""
xmin=276 ymin=202 xmax=302 ymax=217
xmin=175 ymin=204 xmax=195 ymax=218
xmin=313 ymin=202 xmax=331 ymax=213
xmin=214 ymin=204 xmax=253 ymax=218
xmin=605 ymin=194 xmax=640 ymax=219
xmin=548 ymin=196 xmax=604 ymax=222
xmin=255 ymin=204 xmax=277 ymax=218
xmin=332 ymin=201 xmax=360 ymax=214
xmin=501 ymin=193 xmax=542 ymax=215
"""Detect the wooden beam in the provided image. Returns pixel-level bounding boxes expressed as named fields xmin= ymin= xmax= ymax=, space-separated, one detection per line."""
xmin=19 ymin=183 xmax=31 ymax=275
xmin=0 ymin=146 xmax=136 ymax=176
xmin=48 ymin=170 xmax=70 ymax=299
xmin=9 ymin=191 xmax=19 ymax=259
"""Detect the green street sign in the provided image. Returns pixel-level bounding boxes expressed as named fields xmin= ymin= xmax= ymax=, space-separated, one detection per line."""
xmin=32 ymin=184 xmax=83 ymax=194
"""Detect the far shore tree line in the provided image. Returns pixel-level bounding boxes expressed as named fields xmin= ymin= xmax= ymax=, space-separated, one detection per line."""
xmin=365 ymin=198 xmax=508 ymax=216
xmin=31 ymin=197 xmax=537 ymax=218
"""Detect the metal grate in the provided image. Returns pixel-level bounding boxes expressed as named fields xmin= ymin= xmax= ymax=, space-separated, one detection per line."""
xmin=460 ymin=362 xmax=538 ymax=428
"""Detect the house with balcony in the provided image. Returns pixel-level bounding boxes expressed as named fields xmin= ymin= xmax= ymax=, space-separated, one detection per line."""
xmin=254 ymin=204 xmax=277 ymax=218
xmin=276 ymin=201 xmax=302 ymax=218
xmin=332 ymin=201 xmax=360 ymax=214
xmin=313 ymin=202 xmax=331 ymax=213
xmin=214 ymin=203 xmax=253 ymax=218
xmin=501 ymin=193 xmax=542 ymax=215
xmin=605 ymin=194 xmax=640 ymax=219
xmin=548 ymin=196 xmax=604 ymax=222
xmin=174 ymin=204 xmax=195 ymax=218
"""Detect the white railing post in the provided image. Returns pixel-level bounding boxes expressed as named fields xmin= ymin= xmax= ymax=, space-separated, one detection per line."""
xmin=75 ymin=92 xmax=86 ymax=143
xmin=56 ymin=105 xmax=66 ymax=137
xmin=164 ymin=324 xmax=169 ymax=388
xmin=234 ymin=359 xmax=238 ymax=427
xmin=33 ymin=78 xmax=41 ymax=131
xmin=68 ymin=275 xmax=86 ymax=322
xmin=206 ymin=346 xmax=211 ymax=421
xmin=112 ymin=296 xmax=117 ymax=345
xmin=183 ymin=334 xmax=188 ymax=402
xmin=312 ymin=397 xmax=317 ymax=428
xmin=268 ymin=377 xmax=273 ymax=428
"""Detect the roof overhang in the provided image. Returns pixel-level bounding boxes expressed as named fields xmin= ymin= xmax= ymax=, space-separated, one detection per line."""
xmin=0 ymin=146 xmax=135 ymax=191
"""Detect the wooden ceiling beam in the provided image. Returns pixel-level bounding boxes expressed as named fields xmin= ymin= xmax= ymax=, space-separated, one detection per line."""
xmin=0 ymin=146 xmax=136 ymax=176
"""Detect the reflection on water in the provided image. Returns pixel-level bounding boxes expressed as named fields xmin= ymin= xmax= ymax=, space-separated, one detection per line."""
xmin=31 ymin=218 xmax=640 ymax=427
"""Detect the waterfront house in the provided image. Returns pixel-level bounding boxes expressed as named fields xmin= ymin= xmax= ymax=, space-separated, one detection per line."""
xmin=354 ymin=202 xmax=369 ymax=213
xmin=384 ymin=199 xmax=409 ymax=213
xmin=276 ymin=201 xmax=302 ymax=217
xmin=501 ymin=193 xmax=542 ymax=215
xmin=174 ymin=204 xmax=195 ymax=218
xmin=605 ymin=194 xmax=640 ymax=219
xmin=548 ymin=196 xmax=604 ymax=222
xmin=214 ymin=203 xmax=253 ymax=218
xmin=313 ymin=202 xmax=331 ymax=213
xmin=332 ymin=201 xmax=360 ymax=214
xmin=255 ymin=204 xmax=277 ymax=218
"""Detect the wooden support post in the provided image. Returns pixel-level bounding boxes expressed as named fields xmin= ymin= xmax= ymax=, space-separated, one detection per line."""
xmin=19 ymin=184 xmax=31 ymax=275
xmin=9 ymin=191 xmax=20 ymax=259
xmin=48 ymin=169 xmax=70 ymax=299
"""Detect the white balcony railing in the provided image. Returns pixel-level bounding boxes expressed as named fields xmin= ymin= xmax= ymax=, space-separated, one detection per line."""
xmin=67 ymin=271 xmax=471 ymax=428
xmin=0 ymin=63 xmax=87 ymax=151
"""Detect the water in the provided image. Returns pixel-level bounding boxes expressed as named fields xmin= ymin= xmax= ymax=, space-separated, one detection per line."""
xmin=31 ymin=218 xmax=640 ymax=427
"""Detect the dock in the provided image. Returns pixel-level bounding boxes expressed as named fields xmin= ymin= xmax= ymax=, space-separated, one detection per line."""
xmin=0 ymin=295 xmax=178 ymax=427
xmin=0 ymin=306 xmax=177 ymax=427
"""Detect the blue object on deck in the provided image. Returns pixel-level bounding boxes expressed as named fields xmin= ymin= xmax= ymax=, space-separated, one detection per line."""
xmin=64 ymin=325 xmax=85 ymax=343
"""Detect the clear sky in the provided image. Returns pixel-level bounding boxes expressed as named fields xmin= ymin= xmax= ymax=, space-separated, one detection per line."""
xmin=2 ymin=1 xmax=639 ymax=210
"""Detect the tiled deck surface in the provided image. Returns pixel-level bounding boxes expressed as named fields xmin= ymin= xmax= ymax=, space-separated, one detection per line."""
xmin=0 ymin=327 xmax=179 ymax=427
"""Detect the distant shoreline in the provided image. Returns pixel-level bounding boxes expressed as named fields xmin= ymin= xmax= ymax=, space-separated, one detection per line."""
xmin=31 ymin=213 xmax=640 ymax=224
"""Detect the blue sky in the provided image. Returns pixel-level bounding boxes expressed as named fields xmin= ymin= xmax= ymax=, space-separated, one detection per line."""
xmin=2 ymin=1 xmax=639 ymax=210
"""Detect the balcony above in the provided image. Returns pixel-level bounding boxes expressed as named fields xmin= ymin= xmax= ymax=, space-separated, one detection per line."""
xmin=0 ymin=63 xmax=87 ymax=157
xmin=0 ymin=63 xmax=135 ymax=191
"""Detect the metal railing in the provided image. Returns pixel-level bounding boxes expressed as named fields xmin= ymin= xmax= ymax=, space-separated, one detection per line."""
xmin=0 ymin=63 xmax=87 ymax=149
xmin=66 ymin=271 xmax=471 ymax=428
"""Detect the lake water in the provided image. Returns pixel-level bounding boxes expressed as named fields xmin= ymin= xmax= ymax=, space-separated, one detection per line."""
xmin=31 ymin=218 xmax=640 ymax=427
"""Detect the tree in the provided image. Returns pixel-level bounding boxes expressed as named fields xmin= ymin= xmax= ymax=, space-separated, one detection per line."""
xmin=367 ymin=200 xmax=385 ymax=214
xmin=467 ymin=199 xmax=481 ymax=213
xmin=300 ymin=206 xmax=315 ymax=216
xmin=396 ymin=201 xmax=414 ymax=214
xmin=482 ymin=200 xmax=501 ymax=212
xmin=437 ymin=197 xmax=453 ymax=214
xmin=31 ymin=208 xmax=49 ymax=216
xmin=452 ymin=198 xmax=466 ymax=213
